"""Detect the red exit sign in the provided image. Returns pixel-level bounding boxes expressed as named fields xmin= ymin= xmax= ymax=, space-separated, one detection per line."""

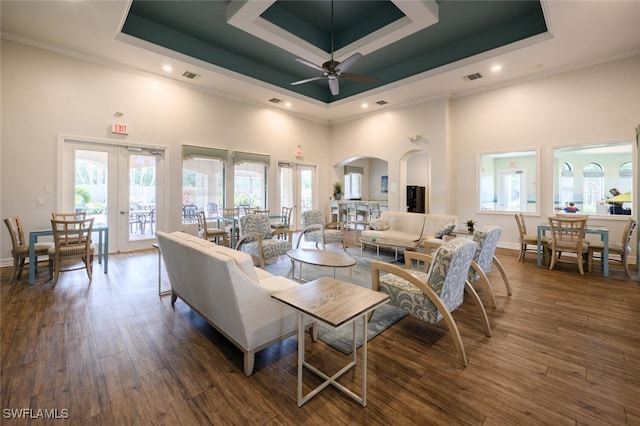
xmin=111 ymin=123 xmax=128 ymax=135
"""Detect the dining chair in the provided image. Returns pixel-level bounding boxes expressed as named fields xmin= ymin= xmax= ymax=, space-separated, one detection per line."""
xmin=221 ymin=207 xmax=240 ymax=241
xmin=236 ymin=214 xmax=291 ymax=268
xmin=270 ymin=206 xmax=294 ymax=240
xmin=52 ymin=212 xmax=87 ymax=220
xmin=48 ymin=217 xmax=95 ymax=286
xmin=182 ymin=205 xmax=198 ymax=221
xmin=370 ymin=238 xmax=491 ymax=367
xmin=4 ymin=216 xmax=54 ymax=283
xmin=255 ymin=209 xmax=270 ymax=215
xmin=548 ymin=216 xmax=589 ymax=275
xmin=196 ymin=211 xmax=228 ymax=246
xmin=588 ymin=217 xmax=637 ymax=277
xmin=515 ymin=212 xmax=549 ymax=263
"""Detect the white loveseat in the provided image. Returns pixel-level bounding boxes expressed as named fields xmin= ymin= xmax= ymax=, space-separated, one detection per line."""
xmin=360 ymin=211 xmax=457 ymax=251
xmin=156 ymin=231 xmax=315 ymax=376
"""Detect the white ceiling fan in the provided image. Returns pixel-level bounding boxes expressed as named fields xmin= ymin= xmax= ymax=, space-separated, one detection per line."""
xmin=290 ymin=0 xmax=378 ymax=96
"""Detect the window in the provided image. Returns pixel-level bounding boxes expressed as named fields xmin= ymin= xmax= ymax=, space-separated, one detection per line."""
xmin=344 ymin=166 xmax=363 ymax=199
xmin=182 ymin=145 xmax=227 ymax=222
xmin=233 ymin=151 xmax=269 ymax=209
xmin=553 ymin=141 xmax=632 ymax=216
xmin=478 ymin=149 xmax=538 ymax=212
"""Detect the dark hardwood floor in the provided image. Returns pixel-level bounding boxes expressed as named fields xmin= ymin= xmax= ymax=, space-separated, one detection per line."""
xmin=2 ymin=233 xmax=639 ymax=425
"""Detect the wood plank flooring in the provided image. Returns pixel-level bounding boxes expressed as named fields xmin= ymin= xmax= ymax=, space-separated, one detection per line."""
xmin=1 ymin=235 xmax=639 ymax=425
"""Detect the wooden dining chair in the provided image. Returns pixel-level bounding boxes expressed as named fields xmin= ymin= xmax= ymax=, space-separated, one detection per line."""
xmin=196 ymin=211 xmax=228 ymax=246
xmin=515 ymin=212 xmax=549 ymax=264
xmin=4 ymin=216 xmax=54 ymax=283
xmin=588 ymin=217 xmax=637 ymax=277
xmin=548 ymin=216 xmax=589 ymax=275
xmin=52 ymin=211 xmax=86 ymax=220
xmin=48 ymin=217 xmax=95 ymax=285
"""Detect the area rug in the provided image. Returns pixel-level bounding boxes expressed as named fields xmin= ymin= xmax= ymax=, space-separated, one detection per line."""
xmin=265 ymin=244 xmax=408 ymax=354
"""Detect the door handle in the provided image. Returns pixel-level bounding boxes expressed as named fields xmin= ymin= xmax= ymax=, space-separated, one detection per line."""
xmin=120 ymin=211 xmax=129 ymax=215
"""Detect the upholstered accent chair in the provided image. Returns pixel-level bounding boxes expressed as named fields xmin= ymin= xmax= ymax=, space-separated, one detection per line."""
xmin=236 ymin=214 xmax=292 ymax=268
xmin=4 ymin=216 xmax=54 ymax=283
xmin=196 ymin=211 xmax=228 ymax=246
xmin=588 ymin=217 xmax=637 ymax=277
xmin=515 ymin=212 xmax=549 ymax=263
xmin=467 ymin=226 xmax=512 ymax=309
xmin=48 ymin=217 xmax=95 ymax=286
xmin=548 ymin=216 xmax=589 ymax=275
xmin=298 ymin=209 xmax=345 ymax=250
xmin=370 ymin=238 xmax=491 ymax=367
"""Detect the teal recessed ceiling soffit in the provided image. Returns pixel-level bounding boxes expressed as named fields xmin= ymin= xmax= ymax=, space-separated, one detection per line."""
xmin=121 ymin=0 xmax=547 ymax=104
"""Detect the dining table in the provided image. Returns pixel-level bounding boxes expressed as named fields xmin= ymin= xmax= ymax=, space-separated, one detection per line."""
xmin=536 ymin=223 xmax=609 ymax=276
xmin=28 ymin=225 xmax=109 ymax=285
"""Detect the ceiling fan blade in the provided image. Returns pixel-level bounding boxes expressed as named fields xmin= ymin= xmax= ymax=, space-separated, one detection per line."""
xmin=334 ymin=53 xmax=363 ymax=73
xmin=291 ymin=76 xmax=325 ymax=86
xmin=328 ymin=77 xmax=339 ymax=96
xmin=340 ymin=73 xmax=378 ymax=83
xmin=295 ymin=58 xmax=326 ymax=73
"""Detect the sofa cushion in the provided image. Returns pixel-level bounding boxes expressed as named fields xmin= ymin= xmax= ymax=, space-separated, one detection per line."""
xmin=257 ymin=276 xmax=300 ymax=293
xmin=209 ymin=245 xmax=259 ymax=283
xmin=435 ymin=223 xmax=456 ymax=239
xmin=369 ymin=218 xmax=390 ymax=231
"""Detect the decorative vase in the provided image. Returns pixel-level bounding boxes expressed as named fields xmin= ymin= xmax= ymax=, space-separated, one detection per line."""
xmin=334 ymin=193 xmax=342 ymax=200
xmin=467 ymin=226 xmax=474 ymax=233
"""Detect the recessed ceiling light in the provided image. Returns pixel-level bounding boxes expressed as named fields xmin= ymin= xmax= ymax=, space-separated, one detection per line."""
xmin=376 ymin=100 xmax=388 ymax=105
xmin=491 ymin=65 xmax=502 ymax=72
xmin=361 ymin=103 xmax=369 ymax=109
xmin=162 ymin=64 xmax=173 ymax=72
xmin=284 ymin=102 xmax=292 ymax=107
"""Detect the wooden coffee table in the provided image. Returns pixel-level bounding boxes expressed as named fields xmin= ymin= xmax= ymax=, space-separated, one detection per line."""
xmin=287 ymin=248 xmax=356 ymax=282
xmin=271 ymin=277 xmax=390 ymax=407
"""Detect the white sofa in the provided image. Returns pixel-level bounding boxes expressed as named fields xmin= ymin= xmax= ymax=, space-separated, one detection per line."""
xmin=360 ymin=211 xmax=457 ymax=251
xmin=156 ymin=231 xmax=315 ymax=376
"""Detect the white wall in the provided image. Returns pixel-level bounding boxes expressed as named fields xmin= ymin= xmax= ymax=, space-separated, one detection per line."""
xmin=0 ymin=40 xmax=331 ymax=260
xmin=2 ymin=38 xmax=638 ymax=263
xmin=451 ymin=55 xmax=640 ymax=248
xmin=330 ymin=99 xmax=449 ymax=212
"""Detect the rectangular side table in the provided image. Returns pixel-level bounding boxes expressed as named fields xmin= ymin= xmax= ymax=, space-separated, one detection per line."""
xmin=271 ymin=277 xmax=389 ymax=407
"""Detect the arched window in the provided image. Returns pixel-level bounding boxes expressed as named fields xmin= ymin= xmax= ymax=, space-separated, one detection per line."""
xmin=619 ymin=161 xmax=632 ymax=193
xmin=582 ymin=163 xmax=603 ymax=213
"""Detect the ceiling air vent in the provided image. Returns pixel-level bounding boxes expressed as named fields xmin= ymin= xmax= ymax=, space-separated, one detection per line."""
xmin=376 ymin=100 xmax=388 ymax=105
xmin=463 ymin=72 xmax=483 ymax=81
xmin=182 ymin=71 xmax=200 ymax=80
xmin=269 ymin=98 xmax=282 ymax=104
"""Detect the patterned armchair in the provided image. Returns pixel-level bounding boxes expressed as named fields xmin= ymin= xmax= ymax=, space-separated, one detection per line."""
xmin=236 ymin=214 xmax=292 ymax=268
xmin=370 ymin=238 xmax=491 ymax=367
xmin=467 ymin=226 xmax=511 ymax=309
xmin=298 ymin=209 xmax=345 ymax=250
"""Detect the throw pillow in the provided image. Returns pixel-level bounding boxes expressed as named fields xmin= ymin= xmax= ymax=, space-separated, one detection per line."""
xmin=435 ymin=223 xmax=456 ymax=239
xmin=369 ymin=218 xmax=390 ymax=231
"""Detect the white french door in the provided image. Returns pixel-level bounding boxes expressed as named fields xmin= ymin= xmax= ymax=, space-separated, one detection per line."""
xmin=277 ymin=162 xmax=316 ymax=229
xmin=59 ymin=137 xmax=165 ymax=252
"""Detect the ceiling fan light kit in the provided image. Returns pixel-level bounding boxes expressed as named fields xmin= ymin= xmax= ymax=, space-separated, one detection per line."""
xmin=290 ymin=0 xmax=377 ymax=96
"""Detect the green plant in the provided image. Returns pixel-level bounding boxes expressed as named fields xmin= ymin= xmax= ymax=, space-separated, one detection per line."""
xmin=333 ymin=181 xmax=343 ymax=195
xmin=75 ymin=187 xmax=91 ymax=207
xmin=466 ymin=219 xmax=476 ymax=227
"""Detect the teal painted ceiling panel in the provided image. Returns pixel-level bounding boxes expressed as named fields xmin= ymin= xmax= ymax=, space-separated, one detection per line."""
xmin=122 ymin=0 xmax=547 ymax=103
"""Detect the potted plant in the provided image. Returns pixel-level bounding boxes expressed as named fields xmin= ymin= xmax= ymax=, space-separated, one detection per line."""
xmin=465 ymin=219 xmax=476 ymax=232
xmin=333 ymin=181 xmax=343 ymax=200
